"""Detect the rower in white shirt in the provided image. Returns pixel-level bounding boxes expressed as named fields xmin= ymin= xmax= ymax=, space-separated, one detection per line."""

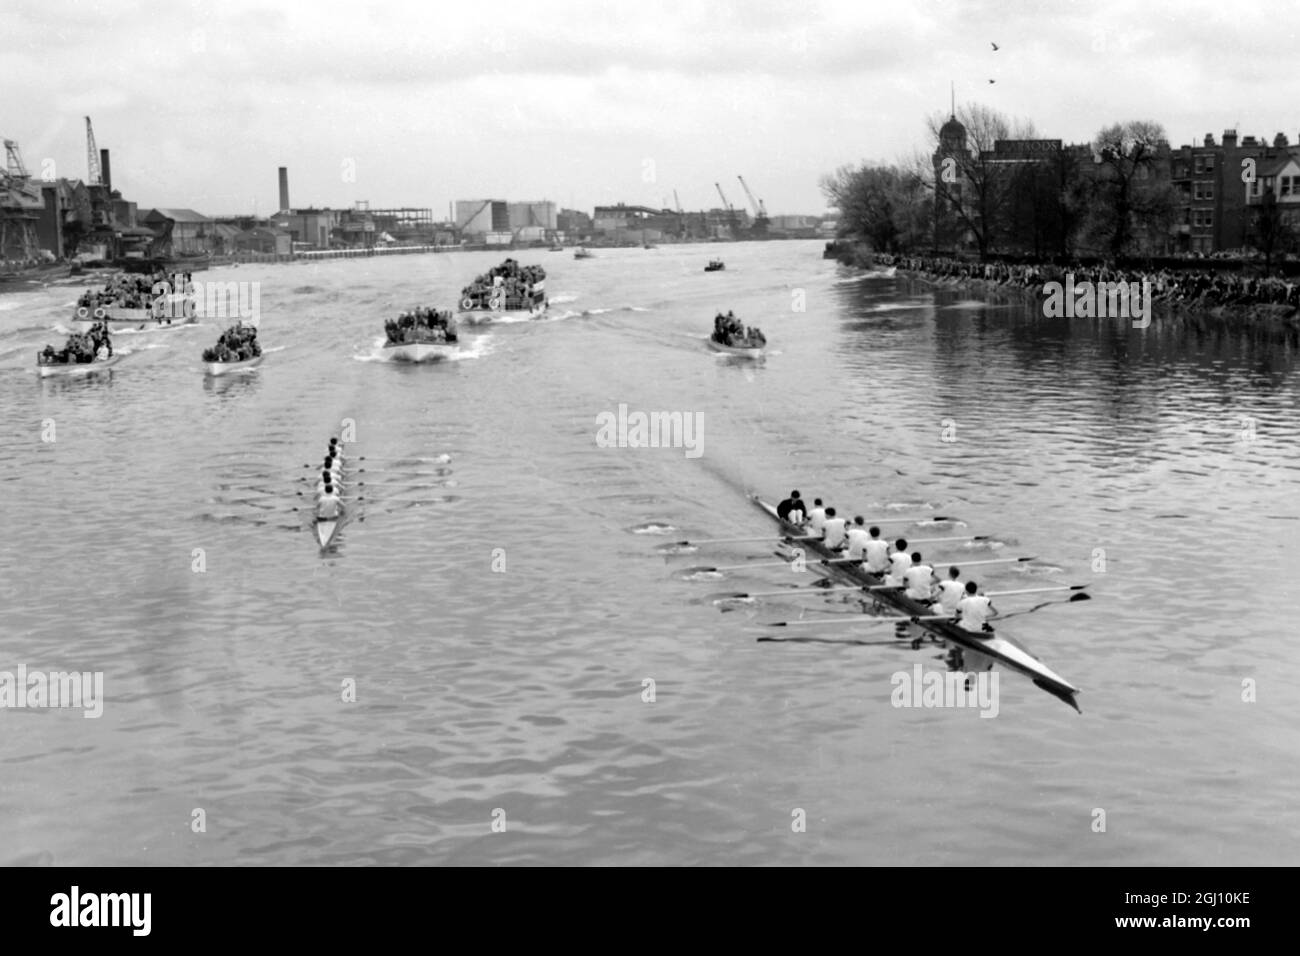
xmin=821 ymin=507 xmax=847 ymax=551
xmin=902 ymin=552 xmax=935 ymax=602
xmin=316 ymin=482 xmax=342 ymax=520
xmin=931 ymin=566 xmax=965 ymax=618
xmin=863 ymin=526 xmax=891 ymax=574
xmin=844 ymin=516 xmax=871 ymax=561
xmin=806 ymin=498 xmax=827 ymax=535
xmin=315 ymin=469 xmax=343 ymax=495
xmin=954 ymin=581 xmax=998 ymax=673
xmin=885 ymin=538 xmax=910 ymax=587
xmin=955 ymin=581 xmax=997 ymax=633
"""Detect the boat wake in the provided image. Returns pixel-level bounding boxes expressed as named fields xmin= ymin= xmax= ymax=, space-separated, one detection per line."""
xmin=629 ymin=522 xmax=677 ymax=534
xmin=548 ymin=293 xmax=578 ymax=304
xmin=358 ymin=335 xmax=493 ymax=362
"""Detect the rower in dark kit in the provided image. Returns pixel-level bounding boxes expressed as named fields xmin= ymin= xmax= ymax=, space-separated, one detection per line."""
xmin=776 ymin=490 xmax=806 ymax=524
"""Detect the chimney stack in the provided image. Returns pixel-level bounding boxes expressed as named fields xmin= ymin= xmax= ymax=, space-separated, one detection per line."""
xmin=278 ymin=167 xmax=290 ymax=212
xmin=1222 ymin=129 xmax=1237 ymax=149
xmin=100 ymin=148 xmax=112 ymax=191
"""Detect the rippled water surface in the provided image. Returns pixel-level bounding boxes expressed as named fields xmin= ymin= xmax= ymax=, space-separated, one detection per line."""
xmin=2 ymin=241 xmax=1298 ymax=865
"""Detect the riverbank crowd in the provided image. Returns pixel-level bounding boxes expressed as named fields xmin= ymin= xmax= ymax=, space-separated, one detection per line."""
xmin=459 ymin=258 xmax=545 ymax=311
xmin=874 ymin=254 xmax=1300 ymax=312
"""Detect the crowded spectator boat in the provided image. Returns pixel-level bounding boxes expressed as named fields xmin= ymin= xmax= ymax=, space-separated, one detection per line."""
xmin=202 ymin=323 xmax=263 ymax=376
xmin=455 ymin=258 xmax=547 ymax=324
xmin=383 ymin=307 xmax=459 ymax=361
xmin=73 ymin=271 xmax=197 ymax=329
xmin=708 ymin=310 xmax=766 ymax=357
xmin=36 ymin=321 xmax=124 ymax=378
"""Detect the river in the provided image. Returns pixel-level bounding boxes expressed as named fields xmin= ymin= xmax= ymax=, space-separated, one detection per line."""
xmin=1 ymin=239 xmax=1297 ymax=865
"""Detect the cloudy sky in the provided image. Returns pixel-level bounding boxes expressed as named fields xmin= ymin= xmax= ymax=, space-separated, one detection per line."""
xmin=3 ymin=0 xmax=1295 ymax=218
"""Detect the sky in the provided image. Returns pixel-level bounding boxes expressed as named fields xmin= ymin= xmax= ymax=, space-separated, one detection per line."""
xmin=3 ymin=0 xmax=1297 ymax=218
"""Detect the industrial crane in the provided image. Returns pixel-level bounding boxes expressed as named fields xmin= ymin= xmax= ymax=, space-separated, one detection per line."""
xmin=737 ymin=175 xmax=769 ymax=237
xmin=714 ymin=182 xmax=740 ymax=238
xmin=86 ymin=116 xmax=101 ymax=185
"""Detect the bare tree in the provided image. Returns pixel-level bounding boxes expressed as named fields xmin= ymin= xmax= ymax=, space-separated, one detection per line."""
xmin=1087 ymin=121 xmax=1170 ymax=258
xmin=917 ymin=103 xmax=1037 ymax=259
xmin=820 ymin=163 xmax=929 ymax=253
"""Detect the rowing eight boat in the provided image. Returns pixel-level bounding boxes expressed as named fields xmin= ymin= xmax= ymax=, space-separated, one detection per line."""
xmin=751 ymin=495 xmax=1081 ymax=710
xmin=317 ymin=449 xmax=347 ymax=550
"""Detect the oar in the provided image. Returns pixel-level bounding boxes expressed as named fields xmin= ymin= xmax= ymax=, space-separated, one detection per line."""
xmin=681 ymin=558 xmax=805 ymax=573
xmin=998 ymin=592 xmax=1092 ymax=620
xmin=909 ymin=535 xmax=990 ymax=545
xmin=720 ymin=585 xmax=869 ymax=599
xmin=939 ymin=556 xmax=1036 ymax=568
xmin=766 ymin=614 xmax=953 ymax=628
xmin=984 ymin=585 xmax=1088 ymax=597
xmin=669 ymin=516 xmax=958 ymax=547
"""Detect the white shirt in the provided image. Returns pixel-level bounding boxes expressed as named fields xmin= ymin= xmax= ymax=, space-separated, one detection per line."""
xmin=904 ymin=564 xmax=934 ymax=601
xmin=807 ymin=507 xmax=827 ymax=534
xmin=863 ymin=538 xmax=891 ymax=573
xmin=822 ymin=518 xmax=847 ymax=550
xmin=888 ymin=550 xmax=910 ymax=583
xmin=957 ymin=594 xmax=994 ymax=632
xmin=934 ymin=579 xmax=965 ymax=613
xmin=845 ymin=528 xmax=871 ymax=560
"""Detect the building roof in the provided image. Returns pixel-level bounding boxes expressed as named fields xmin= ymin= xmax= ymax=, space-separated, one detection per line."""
xmin=145 ymin=208 xmax=213 ymax=223
xmin=238 ymin=226 xmax=290 ymax=239
xmin=1257 ymin=152 xmax=1300 ymax=178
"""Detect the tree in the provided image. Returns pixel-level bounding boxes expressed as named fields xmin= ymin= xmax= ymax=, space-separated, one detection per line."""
xmin=1248 ymin=188 xmax=1297 ymax=272
xmin=1086 ymin=121 xmax=1172 ymax=258
xmin=916 ymin=103 xmax=1037 ymax=259
xmin=819 ymin=162 xmax=929 ymax=253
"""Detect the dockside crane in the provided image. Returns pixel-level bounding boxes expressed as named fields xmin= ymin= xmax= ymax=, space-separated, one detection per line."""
xmin=85 ymin=116 xmax=101 ymax=185
xmin=714 ymin=181 xmax=740 ymax=238
xmin=737 ymin=175 xmax=769 ymax=237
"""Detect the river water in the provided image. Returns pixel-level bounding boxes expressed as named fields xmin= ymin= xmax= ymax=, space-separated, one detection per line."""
xmin=1 ymin=240 xmax=1297 ymax=865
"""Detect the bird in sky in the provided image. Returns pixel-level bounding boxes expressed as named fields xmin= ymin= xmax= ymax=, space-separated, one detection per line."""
xmin=988 ymin=78 xmax=996 ymax=84
xmin=991 ymin=41 xmax=999 ymax=50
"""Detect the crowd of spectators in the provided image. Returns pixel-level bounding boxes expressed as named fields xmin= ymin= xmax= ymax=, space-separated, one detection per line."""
xmin=874 ymin=254 xmax=1300 ymax=312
